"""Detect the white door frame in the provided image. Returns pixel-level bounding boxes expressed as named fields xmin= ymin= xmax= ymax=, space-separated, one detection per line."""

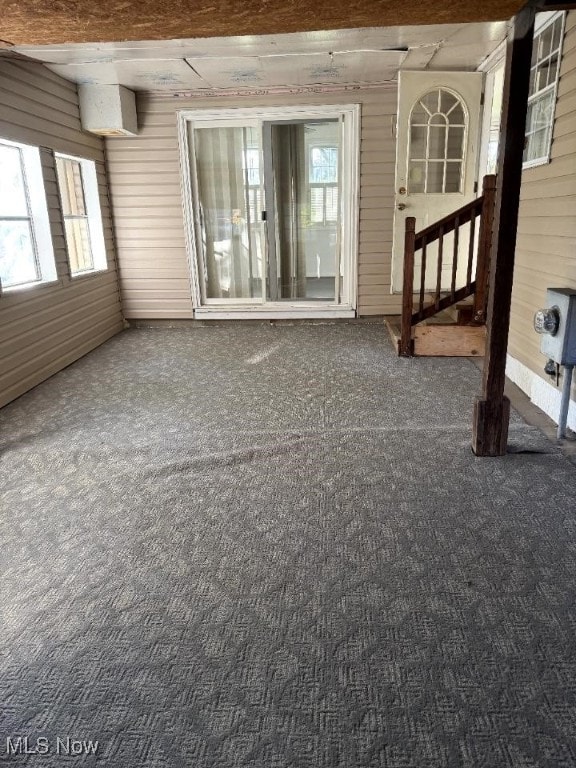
xmin=177 ymin=104 xmax=360 ymax=319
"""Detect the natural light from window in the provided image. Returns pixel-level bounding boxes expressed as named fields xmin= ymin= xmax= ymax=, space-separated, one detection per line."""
xmin=0 ymin=139 xmax=55 ymax=290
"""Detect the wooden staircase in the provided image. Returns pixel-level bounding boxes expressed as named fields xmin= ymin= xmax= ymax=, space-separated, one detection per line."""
xmin=385 ymin=175 xmax=496 ymax=357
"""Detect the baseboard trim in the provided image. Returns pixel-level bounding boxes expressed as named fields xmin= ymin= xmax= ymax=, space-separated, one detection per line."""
xmin=506 ymin=354 xmax=576 ymax=431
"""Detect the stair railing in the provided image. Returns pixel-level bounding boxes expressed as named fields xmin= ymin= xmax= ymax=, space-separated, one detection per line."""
xmin=399 ymin=174 xmax=496 ymax=357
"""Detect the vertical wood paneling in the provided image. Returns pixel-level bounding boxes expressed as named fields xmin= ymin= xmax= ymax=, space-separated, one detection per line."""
xmin=0 ymin=59 xmax=124 ymax=409
xmin=509 ymin=11 xmax=576 ymax=406
xmin=106 ymin=88 xmax=400 ymax=318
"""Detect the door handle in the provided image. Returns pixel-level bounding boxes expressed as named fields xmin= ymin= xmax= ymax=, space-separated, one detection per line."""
xmin=397 ymin=203 xmax=407 ymax=211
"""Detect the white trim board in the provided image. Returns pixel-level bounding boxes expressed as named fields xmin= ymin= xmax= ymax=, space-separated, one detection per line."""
xmin=506 ymin=353 xmax=576 ymax=431
xmin=194 ymin=309 xmax=355 ymax=320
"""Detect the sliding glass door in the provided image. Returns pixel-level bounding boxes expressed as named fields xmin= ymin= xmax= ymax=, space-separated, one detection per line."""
xmin=180 ymin=106 xmax=359 ymax=316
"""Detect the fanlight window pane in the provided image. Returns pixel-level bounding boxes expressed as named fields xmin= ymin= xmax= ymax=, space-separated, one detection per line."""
xmin=420 ymin=91 xmax=440 ymax=113
xmin=447 ymin=103 xmax=465 ymax=124
xmin=408 ymin=88 xmax=466 ymax=193
xmin=440 ymin=90 xmax=458 ymax=114
xmin=410 ymin=104 xmax=428 ymax=125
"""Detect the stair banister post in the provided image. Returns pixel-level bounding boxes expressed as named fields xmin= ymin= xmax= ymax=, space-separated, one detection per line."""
xmin=400 ymin=216 xmax=416 ymax=357
xmin=473 ymin=174 xmax=497 ymax=323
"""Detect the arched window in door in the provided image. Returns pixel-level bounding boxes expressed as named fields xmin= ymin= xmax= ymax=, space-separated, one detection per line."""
xmin=408 ymin=88 xmax=467 ymax=194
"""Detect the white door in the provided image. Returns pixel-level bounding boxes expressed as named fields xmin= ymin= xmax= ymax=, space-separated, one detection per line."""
xmin=391 ymin=71 xmax=483 ymax=293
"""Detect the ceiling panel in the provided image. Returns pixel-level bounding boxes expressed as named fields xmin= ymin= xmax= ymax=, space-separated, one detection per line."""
xmin=12 ymin=20 xmax=508 ymax=93
xmin=187 ymin=50 xmax=406 ymax=89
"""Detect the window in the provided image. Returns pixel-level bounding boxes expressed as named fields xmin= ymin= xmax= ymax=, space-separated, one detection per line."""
xmin=242 ymin=146 xmax=262 ymax=225
xmin=408 ymin=88 xmax=467 ymax=194
xmin=0 ymin=139 xmax=56 ymax=291
xmin=309 ymin=146 xmax=339 ymax=225
xmin=55 ymin=154 xmax=107 ymax=275
xmin=524 ymin=12 xmax=565 ymax=168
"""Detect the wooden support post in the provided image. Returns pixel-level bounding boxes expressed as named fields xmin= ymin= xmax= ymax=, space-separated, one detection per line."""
xmin=473 ymin=174 xmax=497 ymax=323
xmin=472 ymin=4 xmax=536 ymax=457
xmin=400 ymin=216 xmax=416 ymax=356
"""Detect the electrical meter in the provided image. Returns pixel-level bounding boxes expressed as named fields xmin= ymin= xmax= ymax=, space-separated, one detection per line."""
xmin=534 ymin=288 xmax=576 ymax=365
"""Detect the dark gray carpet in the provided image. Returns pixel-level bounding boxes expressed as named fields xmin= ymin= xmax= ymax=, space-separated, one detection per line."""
xmin=1 ymin=323 xmax=576 ymax=767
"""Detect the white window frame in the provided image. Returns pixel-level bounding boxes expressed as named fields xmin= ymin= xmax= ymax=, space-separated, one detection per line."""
xmin=55 ymin=152 xmax=107 ymax=277
xmin=523 ymin=11 xmax=566 ymax=170
xmin=0 ymin=138 xmax=56 ymax=294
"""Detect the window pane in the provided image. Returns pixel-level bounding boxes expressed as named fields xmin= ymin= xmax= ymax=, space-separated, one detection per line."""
xmin=426 ymin=162 xmax=444 ymax=193
xmin=440 ymin=90 xmax=458 ymax=115
xmin=309 ymin=147 xmax=338 ymax=183
xmin=0 ymin=220 xmax=38 ymax=287
xmin=411 ymin=103 xmax=429 ymax=124
xmin=552 ymin=16 xmax=563 ymax=52
xmin=0 ymin=145 xmax=29 ymax=217
xmin=420 ymin=90 xmax=440 ymax=114
xmin=56 ymin=157 xmax=87 ymax=216
xmin=445 ymin=162 xmax=462 ymax=193
xmin=64 ymin=218 xmax=93 ymax=273
xmin=525 ymin=127 xmax=550 ymax=163
xmin=447 ymin=103 xmax=465 ymax=125
xmin=410 ymin=126 xmax=426 ymax=158
xmin=446 ymin=127 xmax=465 ymax=159
xmin=527 ymin=90 xmax=555 ymax=133
xmin=545 ymin=55 xmax=558 ymax=87
xmin=539 ymin=23 xmax=554 ymax=61
xmin=408 ymin=161 xmax=425 ymax=193
xmin=428 ymin=126 xmax=446 ymax=159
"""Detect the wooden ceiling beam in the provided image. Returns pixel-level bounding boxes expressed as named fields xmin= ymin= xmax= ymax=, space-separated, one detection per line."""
xmin=0 ymin=0 xmax=525 ymax=47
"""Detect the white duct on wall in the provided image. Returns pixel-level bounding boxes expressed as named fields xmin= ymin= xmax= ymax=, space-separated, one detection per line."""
xmin=78 ymin=84 xmax=138 ymax=136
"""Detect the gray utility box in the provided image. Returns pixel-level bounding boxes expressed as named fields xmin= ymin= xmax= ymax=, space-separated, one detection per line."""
xmin=536 ymin=288 xmax=576 ymax=365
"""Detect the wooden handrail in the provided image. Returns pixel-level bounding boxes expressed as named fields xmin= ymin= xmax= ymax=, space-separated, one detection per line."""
xmin=399 ymin=175 xmax=496 ymax=357
xmin=414 ymin=196 xmax=483 ymax=249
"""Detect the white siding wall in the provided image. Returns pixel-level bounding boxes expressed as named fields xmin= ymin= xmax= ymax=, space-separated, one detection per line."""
xmin=106 ymin=88 xmax=400 ymax=318
xmin=508 ymin=11 xmax=576 ymax=419
xmin=0 ymin=59 xmax=124 ymax=409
